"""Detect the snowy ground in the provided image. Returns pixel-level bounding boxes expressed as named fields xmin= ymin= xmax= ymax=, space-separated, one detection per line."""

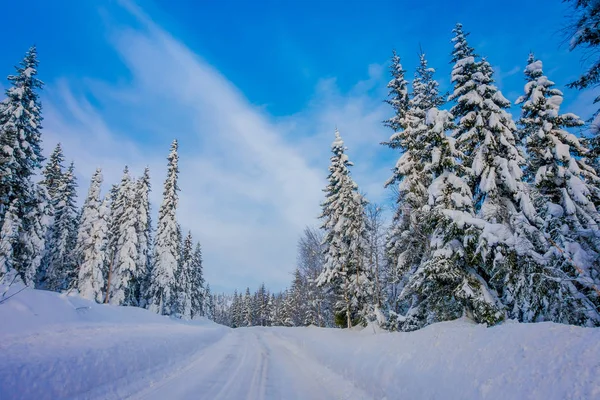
xmin=1 ymin=286 xmax=599 ymax=400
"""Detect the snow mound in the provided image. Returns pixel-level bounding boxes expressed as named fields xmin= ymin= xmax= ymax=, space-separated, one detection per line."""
xmin=270 ymin=319 xmax=600 ymax=399
xmin=0 ymin=285 xmax=228 ymax=400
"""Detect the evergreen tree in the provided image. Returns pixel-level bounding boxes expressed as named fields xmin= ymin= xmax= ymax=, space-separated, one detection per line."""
xmin=20 ymin=184 xmax=49 ymax=286
xmin=383 ymin=50 xmax=410 ymax=135
xmin=516 ymin=55 xmax=600 ymax=324
xmin=243 ymin=287 xmax=253 ymax=326
xmin=402 ymin=109 xmax=505 ymax=330
xmin=75 ymin=169 xmax=108 ymax=302
xmin=135 ymin=167 xmax=152 ymax=306
xmin=203 ymin=283 xmax=214 ymax=320
xmin=108 ymin=168 xmax=140 ymax=306
xmin=190 ymin=242 xmax=205 ymax=318
xmin=43 ymin=162 xmax=78 ymax=291
xmin=383 ymin=51 xmax=444 ymax=316
xmin=0 ymin=48 xmax=47 ymax=286
xmin=0 ymin=47 xmax=44 ymax=221
xmin=40 ymin=144 xmax=65 ymax=204
xmin=231 ymin=289 xmax=241 ymax=328
xmin=147 ymin=140 xmax=180 ymax=315
xmin=565 ymin=0 xmax=600 ymax=162
xmin=317 ymin=130 xmax=372 ymax=328
xmin=449 ymin=24 xmax=548 ymax=323
xmin=0 ymin=201 xmax=20 ymax=282
xmin=289 ymin=269 xmax=307 ymax=326
xmin=175 ymin=231 xmax=194 ymax=319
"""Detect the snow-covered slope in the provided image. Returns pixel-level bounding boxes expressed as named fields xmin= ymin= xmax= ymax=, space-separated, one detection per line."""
xmin=1 ymin=286 xmax=599 ymax=400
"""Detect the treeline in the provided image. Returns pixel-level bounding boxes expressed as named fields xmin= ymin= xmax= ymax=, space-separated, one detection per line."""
xmin=0 ymin=48 xmax=210 ymax=319
xmin=217 ymin=6 xmax=600 ymax=331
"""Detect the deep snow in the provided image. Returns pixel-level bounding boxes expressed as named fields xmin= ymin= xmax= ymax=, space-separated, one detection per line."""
xmin=1 ymin=285 xmax=599 ymax=399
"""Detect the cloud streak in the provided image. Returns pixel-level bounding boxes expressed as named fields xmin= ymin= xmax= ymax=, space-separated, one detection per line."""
xmin=42 ymin=2 xmax=399 ymax=293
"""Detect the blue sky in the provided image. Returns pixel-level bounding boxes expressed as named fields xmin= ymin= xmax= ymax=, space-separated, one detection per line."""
xmin=0 ymin=0 xmax=596 ymax=293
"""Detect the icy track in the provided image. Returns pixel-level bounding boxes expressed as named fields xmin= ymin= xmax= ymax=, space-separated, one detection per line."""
xmin=1 ymin=287 xmax=600 ymax=399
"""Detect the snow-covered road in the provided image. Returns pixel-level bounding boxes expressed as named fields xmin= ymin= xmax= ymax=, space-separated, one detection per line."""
xmin=129 ymin=328 xmax=371 ymax=400
xmin=1 ymin=321 xmax=371 ymax=400
xmin=2 ymin=288 xmax=600 ymax=400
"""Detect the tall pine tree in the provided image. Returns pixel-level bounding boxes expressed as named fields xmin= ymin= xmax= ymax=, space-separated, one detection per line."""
xmin=0 ymin=47 xmax=47 ymax=285
xmin=42 ymin=161 xmax=78 ymax=291
xmin=190 ymin=242 xmax=205 ymax=318
xmin=147 ymin=140 xmax=180 ymax=315
xmin=75 ymin=169 xmax=108 ymax=303
xmin=108 ymin=168 xmax=140 ymax=306
xmin=317 ymin=130 xmax=372 ymax=328
xmin=135 ymin=167 xmax=152 ymax=306
xmin=449 ymin=24 xmax=547 ymax=324
xmin=175 ymin=231 xmax=194 ymax=319
xmin=0 ymin=47 xmax=44 ymax=221
xmin=516 ymin=54 xmax=600 ymax=325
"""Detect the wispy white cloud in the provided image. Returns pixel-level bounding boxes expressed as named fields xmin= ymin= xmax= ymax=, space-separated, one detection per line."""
xmin=41 ymin=2 xmax=399 ymax=293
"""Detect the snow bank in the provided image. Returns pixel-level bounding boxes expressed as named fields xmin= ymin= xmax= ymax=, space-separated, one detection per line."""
xmin=0 ymin=285 xmax=229 ymax=400
xmin=270 ymin=318 xmax=600 ymax=399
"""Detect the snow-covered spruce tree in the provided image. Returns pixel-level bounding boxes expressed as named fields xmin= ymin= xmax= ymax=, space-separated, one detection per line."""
xmin=175 ymin=231 xmax=194 ymax=319
xmin=268 ymin=293 xmax=279 ymax=326
xmin=40 ymin=144 xmax=65 ymax=205
xmin=243 ymin=287 xmax=253 ymax=326
xmin=288 ymin=268 xmax=308 ymax=326
xmin=75 ymin=169 xmax=108 ymax=302
xmin=135 ymin=167 xmax=152 ymax=306
xmin=401 ymin=109 xmax=505 ymax=331
xmin=564 ymin=0 xmax=600 ymax=167
xmin=449 ymin=24 xmax=550 ymax=323
xmin=38 ymin=144 xmax=65 ymax=285
xmin=0 ymin=201 xmax=20 ymax=282
xmin=203 ymin=283 xmax=213 ymax=320
xmin=0 ymin=47 xmax=48 ymax=285
xmin=43 ymin=162 xmax=78 ymax=291
xmin=317 ymin=130 xmax=372 ymax=328
xmin=516 ymin=54 xmax=600 ymax=325
xmin=0 ymin=47 xmax=44 ymax=222
xmin=255 ymin=283 xmax=269 ymax=326
xmin=107 ymin=168 xmax=141 ymax=306
xmin=147 ymin=140 xmax=180 ymax=315
xmin=19 ymin=184 xmax=49 ymax=286
xmin=381 ymin=51 xmax=412 ymax=315
xmin=382 ymin=51 xmax=445 ymax=318
xmin=190 ymin=242 xmax=205 ymax=318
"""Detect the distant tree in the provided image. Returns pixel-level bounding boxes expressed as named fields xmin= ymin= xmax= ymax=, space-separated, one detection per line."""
xmin=191 ymin=242 xmax=205 ymax=319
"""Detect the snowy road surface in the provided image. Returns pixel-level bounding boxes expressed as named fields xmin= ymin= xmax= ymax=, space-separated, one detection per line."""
xmin=1 ymin=323 xmax=370 ymax=400
xmin=127 ymin=328 xmax=371 ymax=400
xmin=2 ymin=288 xmax=600 ymax=399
